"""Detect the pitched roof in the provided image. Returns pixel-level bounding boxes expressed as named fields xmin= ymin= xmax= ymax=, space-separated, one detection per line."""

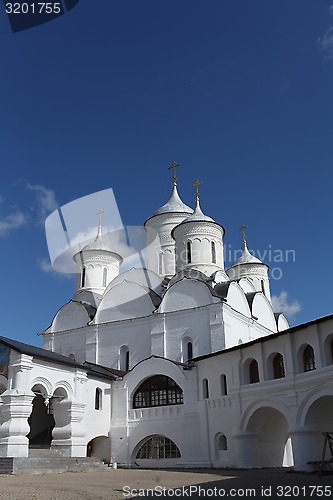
xmin=0 ymin=336 xmax=119 ymax=380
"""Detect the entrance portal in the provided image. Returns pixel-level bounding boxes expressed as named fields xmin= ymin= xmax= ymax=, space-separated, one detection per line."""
xmin=27 ymin=394 xmax=55 ymax=448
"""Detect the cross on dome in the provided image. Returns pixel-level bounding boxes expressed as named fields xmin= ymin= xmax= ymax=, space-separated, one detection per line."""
xmin=192 ymin=179 xmax=202 ymax=204
xmin=240 ymin=224 xmax=248 ymax=247
xmin=168 ymin=161 xmax=181 ymax=187
xmin=96 ymin=209 xmax=105 ymax=236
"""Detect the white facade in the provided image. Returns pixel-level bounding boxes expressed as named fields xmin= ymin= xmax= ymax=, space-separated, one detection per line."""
xmin=0 ymin=180 xmax=332 ymax=471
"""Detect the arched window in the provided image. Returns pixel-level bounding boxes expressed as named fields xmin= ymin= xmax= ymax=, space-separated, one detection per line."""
xmin=211 ymin=241 xmax=216 ymax=264
xmin=273 ymin=353 xmax=285 ymax=379
xmin=187 ymin=242 xmax=192 ymax=264
xmin=120 ymin=345 xmax=129 ymax=371
xmin=103 ymin=267 xmax=108 ymax=287
xmin=136 ymin=435 xmax=181 ymax=459
xmin=220 ymin=374 xmax=227 ymax=396
xmin=81 ymin=267 xmax=86 ymax=288
xmin=133 ymin=376 xmax=183 ymax=408
xmin=303 ymin=345 xmax=315 ymax=372
xmin=217 ymin=433 xmax=227 ymax=451
xmin=95 ymin=388 xmax=102 ymax=410
xmin=249 ymin=359 xmax=259 ymax=384
xmin=261 ymin=280 xmax=265 ymax=295
xmin=187 ymin=341 xmax=193 ymax=361
xmin=203 ymin=378 xmax=209 ymax=399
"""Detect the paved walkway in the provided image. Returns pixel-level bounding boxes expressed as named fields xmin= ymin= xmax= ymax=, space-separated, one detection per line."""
xmin=0 ymin=468 xmax=332 ymax=499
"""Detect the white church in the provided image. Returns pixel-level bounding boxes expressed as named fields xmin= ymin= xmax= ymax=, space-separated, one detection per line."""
xmin=0 ymin=167 xmax=332 ymax=472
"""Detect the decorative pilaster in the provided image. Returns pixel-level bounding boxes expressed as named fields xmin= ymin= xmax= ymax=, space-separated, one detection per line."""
xmin=0 ymin=389 xmax=34 ymax=457
xmin=51 ymin=398 xmax=86 ymax=457
xmin=0 ymin=353 xmax=34 ymax=457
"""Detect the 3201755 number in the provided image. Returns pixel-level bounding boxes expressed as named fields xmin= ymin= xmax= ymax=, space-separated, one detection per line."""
xmin=5 ymin=3 xmax=62 ymax=14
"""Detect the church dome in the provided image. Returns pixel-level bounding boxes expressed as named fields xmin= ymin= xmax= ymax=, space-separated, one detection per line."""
xmin=147 ymin=185 xmax=192 ymax=220
xmin=81 ymin=231 xmax=113 ymax=253
xmin=176 ymin=199 xmax=215 ymax=225
xmin=231 ymin=241 xmax=262 ymax=266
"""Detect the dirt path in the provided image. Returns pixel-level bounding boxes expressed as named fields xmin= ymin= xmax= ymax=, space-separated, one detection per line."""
xmin=0 ymin=468 xmax=332 ymax=499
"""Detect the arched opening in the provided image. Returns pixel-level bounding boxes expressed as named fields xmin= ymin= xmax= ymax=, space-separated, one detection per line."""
xmin=273 ymin=353 xmax=285 ymax=379
xmin=303 ymin=395 xmax=333 ymax=463
xmin=187 ymin=241 xmax=192 ymax=264
xmin=202 ymin=378 xmax=209 ymax=399
xmin=214 ymin=432 xmax=228 ymax=461
xmin=246 ymin=406 xmax=292 ymax=467
xmin=187 ymin=341 xmax=193 ymax=361
xmin=181 ymin=336 xmax=193 ymax=363
xmin=27 ymin=386 xmax=55 ymax=450
xmin=87 ymin=435 xmax=109 ymax=461
xmin=211 ymin=241 xmax=216 ymax=264
xmin=133 ymin=375 xmax=183 ymax=408
xmin=95 ymin=388 xmax=102 ymax=410
xmin=135 ymin=435 xmax=181 ymax=460
xmin=81 ymin=267 xmax=86 ymax=288
xmin=323 ymin=335 xmax=333 ymax=366
xmin=249 ymin=359 xmax=259 ymax=384
xmin=220 ymin=374 xmax=227 ymax=396
xmin=119 ymin=345 xmax=129 ymax=371
xmin=303 ymin=345 xmax=315 ymax=372
xmin=260 ymin=280 xmax=265 ymax=295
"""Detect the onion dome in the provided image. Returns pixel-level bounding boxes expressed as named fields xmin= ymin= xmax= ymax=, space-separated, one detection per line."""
xmin=145 ymin=185 xmax=192 ymax=223
xmin=231 ymin=240 xmax=262 ymax=266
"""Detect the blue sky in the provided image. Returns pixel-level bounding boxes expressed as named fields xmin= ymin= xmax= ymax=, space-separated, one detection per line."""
xmin=0 ymin=0 xmax=333 ymax=346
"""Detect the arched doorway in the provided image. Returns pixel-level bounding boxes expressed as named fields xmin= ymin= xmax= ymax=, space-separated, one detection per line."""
xmin=304 ymin=395 xmax=333 ymax=462
xmin=86 ymin=435 xmax=110 ymax=461
xmin=27 ymin=386 xmax=55 ymax=449
xmin=246 ymin=406 xmax=292 ymax=467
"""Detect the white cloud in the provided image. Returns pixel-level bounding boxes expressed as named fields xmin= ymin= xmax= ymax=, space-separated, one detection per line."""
xmin=26 ymin=183 xmax=58 ymax=222
xmin=38 ymin=257 xmax=72 ymax=279
xmin=0 ymin=212 xmax=26 ymax=237
xmin=272 ymin=291 xmax=302 ymax=322
xmin=319 ymin=26 xmax=333 ymax=59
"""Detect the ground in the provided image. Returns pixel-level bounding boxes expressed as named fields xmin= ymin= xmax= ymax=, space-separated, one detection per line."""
xmin=0 ymin=468 xmax=332 ymax=499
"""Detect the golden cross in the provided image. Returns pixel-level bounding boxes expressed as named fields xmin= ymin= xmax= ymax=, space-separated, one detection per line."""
xmin=240 ymin=224 xmax=248 ymax=245
xmin=168 ymin=162 xmax=181 ymax=187
xmin=97 ymin=209 xmax=105 ymax=231
xmin=192 ymin=179 xmax=202 ymax=203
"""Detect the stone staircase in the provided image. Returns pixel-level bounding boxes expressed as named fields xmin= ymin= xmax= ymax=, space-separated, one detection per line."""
xmin=0 ymin=447 xmax=107 ymax=475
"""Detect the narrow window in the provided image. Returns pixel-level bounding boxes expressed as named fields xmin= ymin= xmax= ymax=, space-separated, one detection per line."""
xmin=95 ymin=388 xmax=102 ymax=410
xmin=273 ymin=353 xmax=285 ymax=379
xmin=81 ymin=267 xmax=86 ymax=288
xmin=120 ymin=345 xmax=130 ymax=371
xmin=158 ymin=252 xmax=163 ymax=275
xmin=303 ymin=345 xmax=315 ymax=372
xmin=203 ymin=378 xmax=209 ymax=399
xmin=211 ymin=241 xmax=216 ymax=264
xmin=220 ymin=374 xmax=227 ymax=395
xmin=187 ymin=342 xmax=193 ymax=361
xmin=218 ymin=434 xmax=227 ymax=451
xmin=261 ymin=280 xmax=265 ymax=295
xmin=103 ymin=267 xmax=107 ymax=287
xmin=187 ymin=241 xmax=192 ymax=264
xmin=249 ymin=359 xmax=259 ymax=384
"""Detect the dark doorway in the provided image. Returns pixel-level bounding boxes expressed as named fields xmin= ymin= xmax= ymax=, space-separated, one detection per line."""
xmin=27 ymin=394 xmax=55 ymax=448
